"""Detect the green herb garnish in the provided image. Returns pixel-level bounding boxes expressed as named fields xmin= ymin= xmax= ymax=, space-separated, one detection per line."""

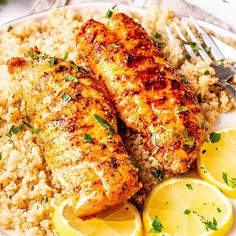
xmin=181 ymin=40 xmax=199 ymax=52
xmin=217 ymin=207 xmax=221 ymax=213
xmin=64 ymin=73 xmax=78 ymax=82
xmin=182 ymin=75 xmax=189 ymax=84
xmin=151 ymin=167 xmax=164 ymax=183
xmin=176 ymin=107 xmax=189 ymax=113
xmin=7 ymin=25 xmax=13 ymax=32
xmin=110 ymin=43 xmax=121 ymax=49
xmin=204 ymin=70 xmax=210 ymax=75
xmin=186 ymin=183 xmax=193 ymax=190
xmin=94 ymin=114 xmax=115 ymax=135
xmin=44 ymin=196 xmax=49 ymax=203
xmin=152 ymin=148 xmax=159 ymax=156
xmin=172 ymin=130 xmax=181 ymax=139
xmin=22 ymin=120 xmax=40 ymax=135
xmin=84 ymin=133 xmax=93 ymax=143
xmin=84 ymin=67 xmax=91 ymax=73
xmin=154 ymin=32 xmax=161 ymax=39
xmin=105 ymin=9 xmax=113 ymax=18
xmin=217 ymin=59 xmax=224 ymax=65
xmin=0 ymin=152 xmax=2 ymax=161
xmin=48 ymin=57 xmax=57 ymax=66
xmin=198 ymin=120 xmax=206 ymax=126
xmin=72 ymin=64 xmax=79 ymax=72
xmin=126 ymin=156 xmax=141 ymax=173
xmin=205 ymin=47 xmax=211 ymax=53
xmin=183 ymin=130 xmax=189 ymax=139
xmin=63 ymin=52 xmax=68 ymax=61
xmin=184 ymin=140 xmax=194 ymax=146
xmin=149 ymin=216 xmax=163 ymax=233
xmin=28 ymin=51 xmax=39 ymax=60
xmin=209 ymin=132 xmax=221 ymax=143
xmin=7 ymin=124 xmax=24 ymax=138
xmin=61 ymin=93 xmax=72 ymax=102
xmin=184 ymin=209 xmax=191 ymax=215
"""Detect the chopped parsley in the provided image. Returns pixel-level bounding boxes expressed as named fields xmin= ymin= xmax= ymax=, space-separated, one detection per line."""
xmin=217 ymin=207 xmax=221 ymax=213
xmin=205 ymin=47 xmax=211 ymax=53
xmin=154 ymin=32 xmax=161 ymax=39
xmin=64 ymin=73 xmax=78 ymax=82
xmin=193 ymin=212 xmax=218 ymax=231
xmin=176 ymin=107 xmax=189 ymax=113
xmin=0 ymin=152 xmax=2 ymax=161
xmin=61 ymin=93 xmax=72 ymax=102
xmin=28 ymin=51 xmax=39 ymax=60
xmin=198 ymin=120 xmax=206 ymax=126
xmin=222 ymin=172 xmax=236 ymax=188
xmin=84 ymin=67 xmax=91 ymax=73
xmin=182 ymin=75 xmax=189 ymax=84
xmin=183 ymin=130 xmax=189 ymax=139
xmin=151 ymin=167 xmax=164 ymax=183
xmin=84 ymin=133 xmax=93 ymax=143
xmin=94 ymin=114 xmax=115 ymax=135
xmin=110 ymin=43 xmax=121 ymax=49
xmin=63 ymin=52 xmax=68 ymax=61
xmin=184 ymin=209 xmax=191 ymax=215
xmin=209 ymin=132 xmax=221 ymax=143
xmin=22 ymin=120 xmax=40 ymax=135
xmin=7 ymin=124 xmax=24 ymax=138
xmin=186 ymin=183 xmax=193 ymax=190
xmin=126 ymin=156 xmax=141 ymax=173
xmin=204 ymin=70 xmax=210 ymax=75
xmin=217 ymin=59 xmax=224 ymax=65
xmin=149 ymin=216 xmax=163 ymax=233
xmin=184 ymin=140 xmax=194 ymax=146
xmin=105 ymin=9 xmax=113 ymax=18
xmin=172 ymin=130 xmax=181 ymax=139
xmin=152 ymin=148 xmax=159 ymax=156
xmin=72 ymin=64 xmax=79 ymax=72
xmin=181 ymin=40 xmax=199 ymax=52
xmin=44 ymin=196 xmax=49 ymax=204
xmin=48 ymin=57 xmax=57 ymax=66
xmin=7 ymin=25 xmax=13 ymax=32
xmin=112 ymin=4 xmax=117 ymax=9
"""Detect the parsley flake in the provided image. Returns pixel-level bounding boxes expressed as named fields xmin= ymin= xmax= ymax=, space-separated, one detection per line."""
xmin=151 ymin=167 xmax=164 ymax=183
xmin=84 ymin=133 xmax=93 ymax=143
xmin=64 ymin=73 xmax=78 ymax=82
xmin=110 ymin=43 xmax=121 ymax=49
xmin=181 ymin=40 xmax=199 ymax=52
xmin=61 ymin=93 xmax=72 ymax=103
xmin=204 ymin=70 xmax=210 ymax=75
xmin=217 ymin=207 xmax=221 ymax=213
xmin=44 ymin=196 xmax=49 ymax=204
xmin=186 ymin=183 xmax=193 ymax=190
xmin=0 ymin=152 xmax=2 ymax=161
xmin=63 ymin=52 xmax=68 ymax=61
xmin=28 ymin=51 xmax=39 ymax=60
xmin=176 ymin=107 xmax=189 ymax=113
xmin=48 ymin=57 xmax=57 ymax=66
xmin=205 ymin=47 xmax=211 ymax=53
xmin=7 ymin=25 xmax=13 ymax=32
xmin=198 ymin=120 xmax=206 ymax=126
xmin=94 ymin=114 xmax=115 ymax=135
xmin=105 ymin=9 xmax=113 ymax=18
xmin=182 ymin=75 xmax=189 ymax=84
xmin=126 ymin=156 xmax=141 ymax=173
xmin=154 ymin=32 xmax=161 ymax=39
xmin=149 ymin=216 xmax=163 ymax=233
xmin=184 ymin=209 xmax=191 ymax=215
xmin=184 ymin=140 xmax=194 ymax=146
xmin=7 ymin=124 xmax=24 ymax=138
xmin=22 ymin=120 xmax=40 ymax=135
xmin=217 ymin=59 xmax=224 ymax=65
xmin=209 ymin=132 xmax=221 ymax=143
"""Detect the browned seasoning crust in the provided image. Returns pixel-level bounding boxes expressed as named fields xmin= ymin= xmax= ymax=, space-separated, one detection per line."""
xmin=77 ymin=13 xmax=206 ymax=175
xmin=7 ymin=54 xmax=141 ymax=217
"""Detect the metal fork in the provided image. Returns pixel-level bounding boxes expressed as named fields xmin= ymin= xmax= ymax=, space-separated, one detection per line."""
xmin=165 ymin=16 xmax=236 ymax=101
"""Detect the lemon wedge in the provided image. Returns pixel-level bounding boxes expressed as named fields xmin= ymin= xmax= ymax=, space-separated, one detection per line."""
xmin=53 ymin=200 xmax=143 ymax=236
xmin=143 ymin=178 xmax=233 ymax=236
xmin=197 ymin=127 xmax=236 ymax=198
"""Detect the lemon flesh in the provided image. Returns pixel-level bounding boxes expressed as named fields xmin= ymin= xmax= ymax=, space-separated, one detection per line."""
xmin=143 ymin=178 xmax=233 ymax=236
xmin=53 ymin=200 xmax=143 ymax=236
xmin=197 ymin=127 xmax=236 ymax=198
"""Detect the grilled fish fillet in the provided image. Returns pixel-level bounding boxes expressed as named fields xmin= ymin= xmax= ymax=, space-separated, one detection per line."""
xmin=77 ymin=13 xmax=206 ymax=175
xmin=7 ymin=52 xmax=141 ymax=217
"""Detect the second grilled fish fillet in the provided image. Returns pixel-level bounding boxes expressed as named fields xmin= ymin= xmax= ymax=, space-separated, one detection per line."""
xmin=77 ymin=13 xmax=206 ymax=175
xmin=7 ymin=52 xmax=141 ymax=217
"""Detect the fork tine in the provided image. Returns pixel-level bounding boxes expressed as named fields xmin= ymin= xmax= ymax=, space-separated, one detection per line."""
xmin=181 ymin=19 xmax=212 ymax=61
xmin=165 ymin=26 xmax=175 ymax=43
xmin=189 ymin=16 xmax=225 ymax=61
xmin=173 ymin=23 xmax=197 ymax=59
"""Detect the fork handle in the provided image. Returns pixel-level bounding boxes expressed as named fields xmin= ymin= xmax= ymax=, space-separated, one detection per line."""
xmin=220 ymin=81 xmax=236 ymax=101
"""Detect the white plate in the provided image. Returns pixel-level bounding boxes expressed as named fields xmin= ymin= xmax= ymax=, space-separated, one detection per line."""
xmin=1 ymin=2 xmax=236 ymax=236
